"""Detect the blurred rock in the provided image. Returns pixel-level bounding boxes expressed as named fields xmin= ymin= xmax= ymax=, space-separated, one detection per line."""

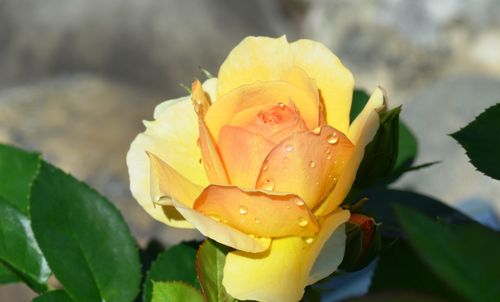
xmin=303 ymin=0 xmax=500 ymax=102
xmin=0 ymin=74 xmax=202 ymax=246
xmin=0 ymin=0 xmax=293 ymax=92
xmin=393 ymin=76 xmax=500 ymax=216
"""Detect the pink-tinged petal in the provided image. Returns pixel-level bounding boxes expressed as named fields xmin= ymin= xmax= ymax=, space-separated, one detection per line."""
xmin=315 ymin=88 xmax=385 ymax=216
xmin=205 ymin=81 xmax=318 ymax=140
xmin=193 ymin=185 xmax=319 ymax=238
xmin=223 ymin=209 xmax=350 ymax=302
xmin=256 ymin=126 xmax=354 ymax=209
xmin=171 ymin=198 xmax=271 ymax=253
xmin=218 ymin=126 xmax=275 ymax=188
xmin=198 ymin=118 xmax=230 ymax=185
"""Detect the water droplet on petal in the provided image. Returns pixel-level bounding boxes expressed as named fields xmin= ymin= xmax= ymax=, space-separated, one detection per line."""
xmin=209 ymin=214 xmax=221 ymax=222
xmin=325 ymin=148 xmax=331 ymax=154
xmin=263 ymin=164 xmax=269 ymax=171
xmin=312 ymin=127 xmax=321 ymax=135
xmin=260 ymin=178 xmax=275 ymax=190
xmin=278 ymin=102 xmax=285 ymax=108
xmin=239 ymin=205 xmax=248 ymax=215
xmin=327 ymin=132 xmax=339 ymax=144
xmin=285 ymin=144 xmax=293 ymax=152
xmin=254 ymin=217 xmax=261 ymax=224
xmin=298 ymin=216 xmax=309 ymax=227
xmin=309 ymin=161 xmax=316 ymax=168
xmin=295 ymin=199 xmax=305 ymax=207
xmin=327 ymin=154 xmax=332 ymax=160
xmin=304 ymin=237 xmax=315 ymax=244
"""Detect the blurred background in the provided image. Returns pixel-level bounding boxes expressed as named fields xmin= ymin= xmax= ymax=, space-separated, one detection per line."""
xmin=1 ymin=0 xmax=500 ymax=300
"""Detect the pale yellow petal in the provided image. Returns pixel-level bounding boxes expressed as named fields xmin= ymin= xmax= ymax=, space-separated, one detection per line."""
xmin=223 ymin=209 xmax=350 ymax=302
xmin=217 ymin=36 xmax=290 ymax=98
xmin=170 ymin=198 xmax=271 ymax=253
xmin=127 ymin=96 xmax=208 ymax=228
xmin=198 ymin=118 xmax=230 ymax=185
xmin=202 ymin=78 xmax=218 ymax=103
xmin=289 ymin=39 xmax=354 ymax=134
xmin=315 ymin=88 xmax=385 ymax=216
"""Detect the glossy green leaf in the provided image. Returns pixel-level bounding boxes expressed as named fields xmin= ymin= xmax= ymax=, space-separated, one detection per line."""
xmin=152 ymin=281 xmax=204 ymax=302
xmin=451 ymin=103 xmax=500 ymax=180
xmin=361 ymin=189 xmax=472 ymax=237
xmin=396 ymin=206 xmax=500 ymax=302
xmin=370 ymin=240 xmax=462 ymax=301
xmin=196 ymin=240 xmax=237 ymax=302
xmin=350 ymin=89 xmax=370 ymax=123
xmin=143 ymin=243 xmax=198 ymax=302
xmin=0 ymin=262 xmax=18 ymax=284
xmin=30 ymin=162 xmax=141 ymax=302
xmin=0 ymin=144 xmax=41 ymax=215
xmin=33 ymin=290 xmax=74 ymax=302
xmin=0 ymin=196 xmax=50 ymax=292
xmin=345 ymin=292 xmax=447 ymax=302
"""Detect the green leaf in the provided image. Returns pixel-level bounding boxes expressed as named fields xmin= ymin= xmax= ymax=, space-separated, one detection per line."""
xmin=0 ymin=196 xmax=50 ymax=292
xmin=394 ymin=121 xmax=417 ymax=172
xmin=143 ymin=243 xmax=199 ymax=302
xmin=0 ymin=262 xmax=18 ymax=284
xmin=451 ymin=103 xmax=500 ymax=180
xmin=0 ymin=144 xmax=41 ymax=215
xmin=152 ymin=281 xmax=204 ymax=302
xmin=196 ymin=240 xmax=237 ymax=302
xmin=354 ymin=107 xmax=401 ymax=188
xmin=396 ymin=206 xmax=500 ymax=302
xmin=33 ymin=290 xmax=74 ymax=302
xmin=30 ymin=162 xmax=141 ymax=302
xmin=370 ymin=240 xmax=463 ymax=301
xmin=350 ymin=89 xmax=370 ymax=123
xmin=361 ymin=189 xmax=472 ymax=237
xmin=344 ymin=292 xmax=447 ymax=302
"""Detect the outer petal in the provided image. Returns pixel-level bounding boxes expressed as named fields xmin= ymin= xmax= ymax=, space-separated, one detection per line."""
xmin=315 ymin=88 xmax=385 ymax=216
xmin=217 ymin=36 xmax=353 ymax=133
xmin=198 ymin=118 xmax=230 ymax=185
xmin=218 ymin=126 xmax=275 ymax=187
xmin=205 ymin=81 xmax=319 ymax=140
xmin=170 ymin=198 xmax=271 ymax=253
xmin=127 ymin=96 xmax=208 ymax=228
xmin=256 ymin=126 xmax=354 ymax=209
xmin=223 ymin=209 xmax=350 ymax=302
xmin=290 ymin=39 xmax=354 ymax=134
xmin=193 ymin=185 xmax=319 ymax=238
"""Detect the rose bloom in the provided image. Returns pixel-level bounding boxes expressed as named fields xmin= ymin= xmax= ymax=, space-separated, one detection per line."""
xmin=127 ymin=36 xmax=384 ymax=302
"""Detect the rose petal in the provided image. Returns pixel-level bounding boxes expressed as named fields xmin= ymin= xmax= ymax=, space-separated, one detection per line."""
xmin=315 ymin=88 xmax=385 ymax=216
xmin=193 ymin=185 xmax=319 ymax=238
xmin=171 ymin=198 xmax=271 ymax=253
xmin=127 ymin=96 xmax=208 ymax=228
xmin=223 ymin=209 xmax=350 ymax=302
xmin=148 ymin=152 xmax=203 ymax=207
xmin=198 ymin=118 xmax=230 ymax=185
xmin=256 ymin=126 xmax=354 ymax=209
xmin=217 ymin=36 xmax=353 ymax=133
xmin=218 ymin=126 xmax=275 ymax=187
xmin=205 ymin=81 xmax=318 ymax=140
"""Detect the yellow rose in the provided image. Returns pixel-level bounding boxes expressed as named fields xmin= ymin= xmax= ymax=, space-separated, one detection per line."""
xmin=127 ymin=36 xmax=384 ymax=302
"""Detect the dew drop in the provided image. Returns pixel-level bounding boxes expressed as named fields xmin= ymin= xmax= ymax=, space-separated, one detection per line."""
xmin=325 ymin=148 xmax=331 ymax=154
xmin=278 ymin=102 xmax=285 ymax=108
xmin=327 ymin=132 xmax=339 ymax=144
xmin=285 ymin=144 xmax=293 ymax=152
xmin=312 ymin=127 xmax=321 ymax=135
xmin=260 ymin=178 xmax=275 ymax=190
xmin=327 ymin=154 xmax=332 ymax=160
xmin=209 ymin=214 xmax=221 ymax=222
xmin=263 ymin=164 xmax=269 ymax=171
xmin=239 ymin=205 xmax=248 ymax=215
xmin=309 ymin=161 xmax=316 ymax=168
xmin=304 ymin=237 xmax=315 ymax=244
xmin=254 ymin=217 xmax=261 ymax=224
xmin=295 ymin=199 xmax=305 ymax=207
xmin=298 ymin=217 xmax=309 ymax=227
